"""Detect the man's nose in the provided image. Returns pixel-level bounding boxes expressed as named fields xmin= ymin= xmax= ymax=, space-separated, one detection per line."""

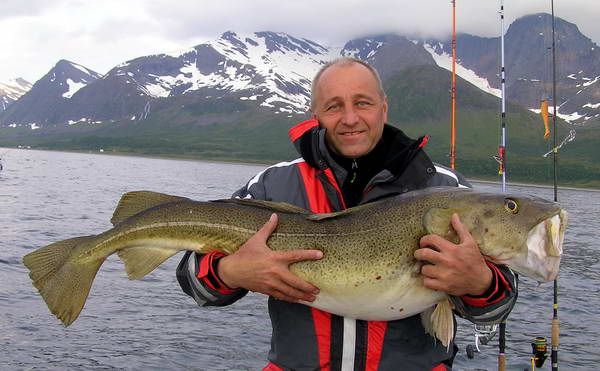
xmin=342 ymin=106 xmax=359 ymax=125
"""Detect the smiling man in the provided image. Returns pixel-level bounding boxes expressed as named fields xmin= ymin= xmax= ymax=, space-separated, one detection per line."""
xmin=177 ymin=58 xmax=518 ymax=370
xmin=312 ymin=60 xmax=387 ymax=159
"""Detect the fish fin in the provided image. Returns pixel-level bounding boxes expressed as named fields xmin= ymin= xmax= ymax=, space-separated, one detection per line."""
xmin=111 ymin=191 xmax=189 ymax=226
xmin=117 ymin=246 xmax=181 ymax=280
xmin=430 ymin=299 xmax=455 ymax=348
xmin=423 ymin=208 xmax=461 ymax=238
xmin=307 ymin=202 xmax=380 ymax=221
xmin=213 ymin=198 xmax=311 ymax=215
xmin=23 ymin=235 xmax=102 ymax=327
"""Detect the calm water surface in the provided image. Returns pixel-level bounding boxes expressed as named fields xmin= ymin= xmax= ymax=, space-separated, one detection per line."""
xmin=1 ymin=148 xmax=598 ymax=370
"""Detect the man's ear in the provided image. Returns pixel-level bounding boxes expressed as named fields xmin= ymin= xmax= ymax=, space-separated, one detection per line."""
xmin=382 ymin=96 xmax=389 ymax=122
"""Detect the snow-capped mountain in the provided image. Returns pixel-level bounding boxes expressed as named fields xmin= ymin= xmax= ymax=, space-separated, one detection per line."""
xmin=1 ymin=13 xmax=599 ymax=131
xmin=0 ymin=60 xmax=102 ymax=129
xmin=0 ymin=78 xmax=32 ymax=112
xmin=107 ymin=31 xmax=338 ymax=114
xmin=424 ymin=13 xmax=600 ymax=125
xmin=0 ymin=31 xmax=435 ymax=129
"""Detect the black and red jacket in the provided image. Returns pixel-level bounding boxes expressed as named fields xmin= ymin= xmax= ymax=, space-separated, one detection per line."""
xmin=177 ymin=120 xmax=518 ymax=370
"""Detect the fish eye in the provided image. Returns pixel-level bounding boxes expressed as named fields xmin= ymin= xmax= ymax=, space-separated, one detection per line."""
xmin=504 ymin=198 xmax=519 ymax=214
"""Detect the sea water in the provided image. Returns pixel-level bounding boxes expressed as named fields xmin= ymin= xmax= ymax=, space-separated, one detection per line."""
xmin=1 ymin=148 xmax=598 ymax=370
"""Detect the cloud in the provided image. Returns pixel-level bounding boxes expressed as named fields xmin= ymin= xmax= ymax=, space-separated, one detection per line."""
xmin=1 ymin=0 xmax=598 ymax=83
xmin=0 ymin=0 xmax=55 ymax=20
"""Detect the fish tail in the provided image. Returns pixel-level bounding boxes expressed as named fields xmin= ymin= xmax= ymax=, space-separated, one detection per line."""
xmin=22 ymin=235 xmax=101 ymax=327
xmin=117 ymin=246 xmax=181 ymax=280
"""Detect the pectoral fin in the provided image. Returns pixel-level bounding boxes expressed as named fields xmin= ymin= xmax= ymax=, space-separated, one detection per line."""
xmin=423 ymin=208 xmax=460 ymax=237
xmin=421 ymin=299 xmax=455 ymax=348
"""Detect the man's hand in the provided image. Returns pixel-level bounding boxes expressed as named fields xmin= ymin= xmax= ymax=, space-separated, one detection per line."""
xmin=217 ymin=213 xmax=323 ymax=303
xmin=414 ymin=213 xmax=492 ymax=297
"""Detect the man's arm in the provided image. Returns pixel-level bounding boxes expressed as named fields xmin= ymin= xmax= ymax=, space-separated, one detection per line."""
xmin=177 ymin=177 xmax=324 ymax=307
xmin=177 ymin=213 xmax=323 ymax=306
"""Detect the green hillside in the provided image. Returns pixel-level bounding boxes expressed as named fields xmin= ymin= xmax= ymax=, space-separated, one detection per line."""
xmin=1 ymin=64 xmax=598 ymax=188
xmin=385 ymin=65 xmax=600 ymax=188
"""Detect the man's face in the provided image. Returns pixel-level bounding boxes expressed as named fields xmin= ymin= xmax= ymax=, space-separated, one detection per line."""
xmin=312 ymin=63 xmax=388 ymax=158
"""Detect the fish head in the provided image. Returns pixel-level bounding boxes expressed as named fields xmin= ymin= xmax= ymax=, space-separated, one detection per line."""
xmin=469 ymin=192 xmax=567 ymax=283
xmin=495 ymin=207 xmax=567 ymax=283
xmin=424 ymin=190 xmax=568 ymax=283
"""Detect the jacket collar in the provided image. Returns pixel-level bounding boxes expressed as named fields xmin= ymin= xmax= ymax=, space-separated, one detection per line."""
xmin=288 ymin=119 xmax=434 ymax=183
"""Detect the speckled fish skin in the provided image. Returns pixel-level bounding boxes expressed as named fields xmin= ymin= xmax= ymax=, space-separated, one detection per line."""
xmin=23 ymin=187 xmax=567 ymax=332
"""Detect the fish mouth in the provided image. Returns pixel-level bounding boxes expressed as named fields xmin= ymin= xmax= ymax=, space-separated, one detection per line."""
xmin=500 ymin=209 xmax=568 ymax=283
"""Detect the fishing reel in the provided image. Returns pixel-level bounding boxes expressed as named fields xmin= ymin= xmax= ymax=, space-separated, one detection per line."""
xmin=466 ymin=324 xmax=498 ymax=359
xmin=530 ymin=336 xmax=548 ymax=369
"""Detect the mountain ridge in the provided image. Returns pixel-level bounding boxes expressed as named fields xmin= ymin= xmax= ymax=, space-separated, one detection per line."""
xmin=0 ymin=13 xmax=599 ymax=187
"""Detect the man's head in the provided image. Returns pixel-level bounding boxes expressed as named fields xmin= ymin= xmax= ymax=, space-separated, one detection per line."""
xmin=310 ymin=58 xmax=388 ymax=159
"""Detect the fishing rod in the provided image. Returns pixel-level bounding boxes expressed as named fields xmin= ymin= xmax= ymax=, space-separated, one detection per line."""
xmin=550 ymin=1 xmax=560 ymax=369
xmin=531 ymin=3 xmax=561 ymax=370
xmin=450 ymin=0 xmax=457 ymax=169
xmin=496 ymin=2 xmax=508 ymax=369
xmin=470 ymin=3 xmax=509 ymax=369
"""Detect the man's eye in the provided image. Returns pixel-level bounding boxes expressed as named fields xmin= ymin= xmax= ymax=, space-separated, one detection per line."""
xmin=357 ymin=101 xmax=371 ymax=108
xmin=326 ymin=104 xmax=339 ymax=111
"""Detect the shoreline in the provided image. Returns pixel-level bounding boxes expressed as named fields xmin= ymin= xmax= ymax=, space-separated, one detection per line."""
xmin=468 ymin=178 xmax=600 ymax=193
xmin=3 ymin=146 xmax=599 ymax=191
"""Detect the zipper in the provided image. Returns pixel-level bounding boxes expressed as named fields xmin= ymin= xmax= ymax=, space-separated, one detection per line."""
xmin=349 ymin=159 xmax=358 ymax=184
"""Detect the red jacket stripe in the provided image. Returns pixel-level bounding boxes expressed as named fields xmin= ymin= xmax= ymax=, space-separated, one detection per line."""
xmin=323 ymin=168 xmax=347 ymax=209
xmin=298 ymin=162 xmax=334 ymax=213
xmin=298 ymin=160 xmax=336 ymax=369
xmin=461 ymin=262 xmax=510 ymax=307
xmin=365 ymin=321 xmax=388 ymax=371
xmin=262 ymin=362 xmax=285 ymax=371
xmin=312 ymin=308 xmax=332 ymax=371
xmin=288 ymin=119 xmax=319 ymax=142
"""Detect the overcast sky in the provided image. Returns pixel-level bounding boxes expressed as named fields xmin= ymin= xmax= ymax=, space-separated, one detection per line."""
xmin=1 ymin=0 xmax=598 ymax=83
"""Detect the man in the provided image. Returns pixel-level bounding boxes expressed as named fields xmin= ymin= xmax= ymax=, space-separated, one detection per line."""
xmin=177 ymin=58 xmax=517 ymax=370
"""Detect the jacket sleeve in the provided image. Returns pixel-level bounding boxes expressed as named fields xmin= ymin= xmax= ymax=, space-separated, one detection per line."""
xmin=450 ymin=264 xmax=518 ymax=325
xmin=176 ymin=173 xmax=267 ymax=307
xmin=176 ymin=251 xmax=248 ymax=307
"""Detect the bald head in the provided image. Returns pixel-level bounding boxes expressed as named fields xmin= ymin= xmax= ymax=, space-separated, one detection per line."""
xmin=310 ymin=58 xmax=385 ymax=111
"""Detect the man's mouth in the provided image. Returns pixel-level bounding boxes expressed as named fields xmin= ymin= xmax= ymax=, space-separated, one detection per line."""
xmin=340 ymin=131 xmax=363 ymax=136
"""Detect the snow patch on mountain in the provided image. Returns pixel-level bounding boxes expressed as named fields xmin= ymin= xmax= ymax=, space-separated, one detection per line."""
xmin=62 ymin=79 xmax=87 ymax=98
xmin=423 ymin=42 xmax=502 ymax=98
xmin=530 ymin=106 xmax=587 ymax=125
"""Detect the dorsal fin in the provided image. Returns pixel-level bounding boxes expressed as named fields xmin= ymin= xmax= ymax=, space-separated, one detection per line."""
xmin=111 ymin=191 xmax=189 ymax=226
xmin=307 ymin=201 xmax=382 ymax=221
xmin=212 ymin=198 xmax=311 ymax=215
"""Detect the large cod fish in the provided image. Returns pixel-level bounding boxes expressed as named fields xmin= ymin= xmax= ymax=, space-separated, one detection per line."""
xmin=23 ymin=187 xmax=567 ymax=346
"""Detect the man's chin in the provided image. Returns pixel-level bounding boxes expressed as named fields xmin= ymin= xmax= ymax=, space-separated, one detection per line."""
xmin=337 ymin=146 xmax=369 ymax=158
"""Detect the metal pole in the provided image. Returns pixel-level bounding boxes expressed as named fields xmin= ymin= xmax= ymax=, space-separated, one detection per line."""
xmin=450 ymin=0 xmax=457 ymax=169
